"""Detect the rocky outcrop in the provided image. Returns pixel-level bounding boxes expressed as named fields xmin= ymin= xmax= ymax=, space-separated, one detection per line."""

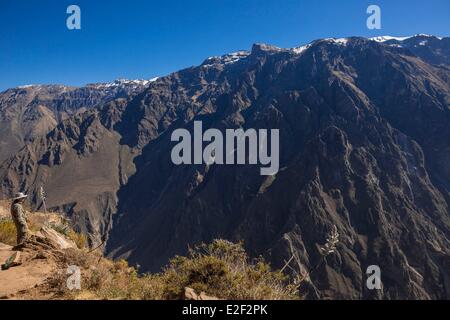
xmin=0 ymin=228 xmax=77 ymax=298
xmin=184 ymin=287 xmax=220 ymax=300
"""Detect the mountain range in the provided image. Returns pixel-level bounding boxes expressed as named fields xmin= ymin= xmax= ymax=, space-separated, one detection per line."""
xmin=0 ymin=34 xmax=449 ymax=299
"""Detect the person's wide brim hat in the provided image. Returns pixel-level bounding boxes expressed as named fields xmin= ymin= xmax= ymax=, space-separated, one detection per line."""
xmin=12 ymin=192 xmax=28 ymax=200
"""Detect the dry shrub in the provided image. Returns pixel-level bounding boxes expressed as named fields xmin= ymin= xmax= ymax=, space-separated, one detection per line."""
xmin=159 ymin=239 xmax=298 ymax=300
xmin=0 ymin=218 xmax=16 ymax=245
xmin=86 ymin=261 xmax=166 ymax=300
xmin=61 ymin=247 xmax=100 ymax=268
xmin=52 ymin=240 xmax=298 ymax=300
xmin=48 ymin=250 xmax=165 ymax=300
xmin=67 ymin=230 xmax=87 ymax=249
xmin=47 ymin=248 xmax=104 ymax=298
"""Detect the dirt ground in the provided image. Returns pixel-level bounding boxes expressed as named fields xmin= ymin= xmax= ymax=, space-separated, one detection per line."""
xmin=0 ymin=201 xmax=75 ymax=299
xmin=0 ymin=243 xmax=57 ymax=299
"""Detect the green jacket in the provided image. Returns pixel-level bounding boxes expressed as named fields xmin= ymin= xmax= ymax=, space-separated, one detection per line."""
xmin=11 ymin=203 xmax=27 ymax=227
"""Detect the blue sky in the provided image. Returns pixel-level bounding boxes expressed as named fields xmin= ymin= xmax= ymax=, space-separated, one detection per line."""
xmin=1 ymin=0 xmax=449 ymax=91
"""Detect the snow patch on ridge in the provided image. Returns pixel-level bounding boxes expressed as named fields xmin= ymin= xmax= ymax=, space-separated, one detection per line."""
xmin=90 ymin=78 xmax=155 ymax=89
xmin=370 ymin=34 xmax=443 ymax=42
xmin=18 ymin=84 xmax=36 ymax=89
xmin=328 ymin=38 xmax=349 ymax=45
xmin=203 ymin=51 xmax=250 ymax=67
xmin=292 ymin=44 xmax=311 ymax=54
xmin=370 ymin=36 xmax=411 ymax=42
xmin=289 ymin=34 xmax=445 ymax=55
xmin=291 ymin=38 xmax=348 ymax=55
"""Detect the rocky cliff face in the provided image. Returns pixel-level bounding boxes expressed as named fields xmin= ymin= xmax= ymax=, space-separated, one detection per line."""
xmin=0 ymin=79 xmax=151 ymax=164
xmin=1 ymin=35 xmax=449 ymax=299
xmin=0 ymin=80 xmax=150 ymax=245
xmin=0 ymin=99 xmax=136 ymax=246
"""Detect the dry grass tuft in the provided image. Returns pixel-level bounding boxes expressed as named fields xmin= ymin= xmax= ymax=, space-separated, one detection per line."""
xmin=48 ymin=239 xmax=299 ymax=300
xmin=0 ymin=218 xmax=16 ymax=245
xmin=66 ymin=230 xmax=87 ymax=249
xmin=158 ymin=239 xmax=298 ymax=300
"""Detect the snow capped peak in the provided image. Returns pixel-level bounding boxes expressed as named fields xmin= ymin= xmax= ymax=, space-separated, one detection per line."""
xmin=89 ymin=78 xmax=157 ymax=89
xmin=203 ymin=51 xmax=250 ymax=67
xmin=370 ymin=34 xmax=443 ymax=42
xmin=112 ymin=79 xmax=154 ymax=86
xmin=252 ymin=43 xmax=283 ymax=52
xmin=333 ymin=38 xmax=349 ymax=45
xmin=415 ymin=33 xmax=443 ymax=39
xmin=322 ymin=38 xmax=349 ymax=45
xmin=289 ymin=34 xmax=445 ymax=55
xmin=13 ymin=79 xmax=158 ymax=93
xmin=291 ymin=44 xmax=311 ymax=54
xmin=17 ymin=84 xmax=71 ymax=91
xmin=370 ymin=35 xmax=411 ymax=42
xmin=291 ymin=38 xmax=348 ymax=55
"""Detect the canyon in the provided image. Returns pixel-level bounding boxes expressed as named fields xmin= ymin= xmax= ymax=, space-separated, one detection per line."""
xmin=0 ymin=35 xmax=449 ymax=299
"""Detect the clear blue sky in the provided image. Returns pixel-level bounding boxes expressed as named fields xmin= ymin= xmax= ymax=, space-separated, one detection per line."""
xmin=1 ymin=0 xmax=449 ymax=91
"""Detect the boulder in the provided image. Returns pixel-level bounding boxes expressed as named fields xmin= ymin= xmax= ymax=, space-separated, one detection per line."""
xmin=184 ymin=287 xmax=219 ymax=300
xmin=37 ymin=226 xmax=77 ymax=250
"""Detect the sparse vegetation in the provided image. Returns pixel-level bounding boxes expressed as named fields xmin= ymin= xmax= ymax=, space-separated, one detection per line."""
xmin=160 ymin=240 xmax=298 ymax=300
xmin=0 ymin=211 xmax=86 ymax=248
xmin=1 ymin=201 xmax=299 ymax=300
xmin=48 ymin=240 xmax=299 ymax=300
xmin=47 ymin=221 xmax=70 ymax=236
xmin=66 ymin=230 xmax=87 ymax=249
xmin=0 ymin=218 xmax=16 ymax=246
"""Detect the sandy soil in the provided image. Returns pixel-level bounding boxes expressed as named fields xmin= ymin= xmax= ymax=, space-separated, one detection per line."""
xmin=0 ymin=243 xmax=57 ymax=298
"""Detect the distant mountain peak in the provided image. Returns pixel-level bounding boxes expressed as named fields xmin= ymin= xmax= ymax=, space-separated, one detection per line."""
xmin=251 ymin=43 xmax=283 ymax=53
xmin=12 ymin=78 xmax=158 ymax=93
xmin=370 ymin=34 xmax=444 ymax=42
xmin=87 ymin=78 xmax=157 ymax=89
xmin=202 ymin=51 xmax=250 ymax=67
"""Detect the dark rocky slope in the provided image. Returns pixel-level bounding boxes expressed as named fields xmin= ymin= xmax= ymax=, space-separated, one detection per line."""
xmin=107 ymin=37 xmax=450 ymax=299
